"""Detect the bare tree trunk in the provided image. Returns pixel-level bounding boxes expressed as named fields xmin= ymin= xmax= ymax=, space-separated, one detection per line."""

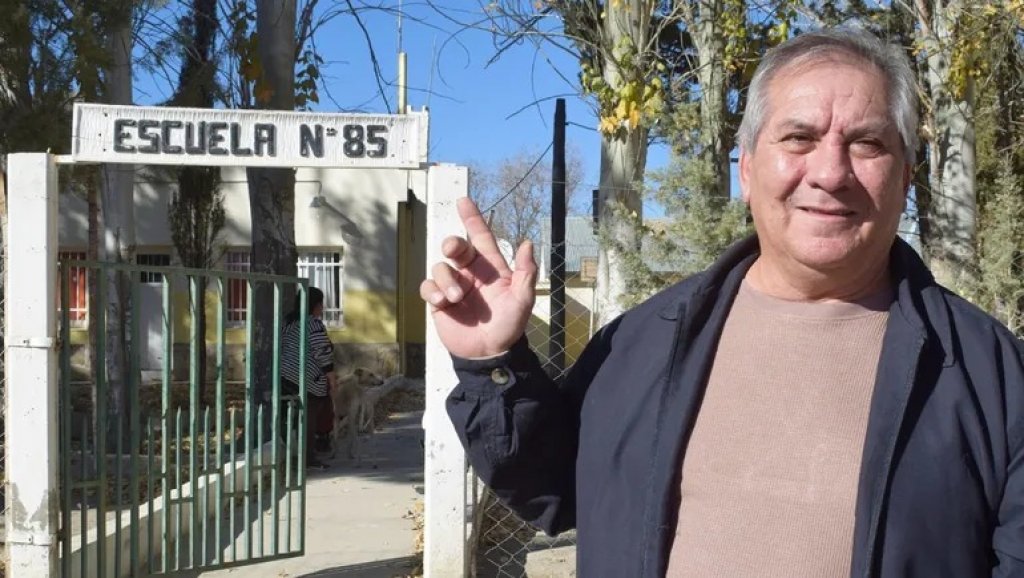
xmin=596 ymin=130 xmax=648 ymax=325
xmin=692 ymin=0 xmax=730 ymax=199
xmin=100 ymin=17 xmax=135 ymax=440
xmin=248 ymin=0 xmax=297 ymax=405
xmin=919 ymin=0 xmax=977 ymax=291
xmin=172 ymin=0 xmax=222 ymax=401
xmin=594 ymin=1 xmax=651 ymax=325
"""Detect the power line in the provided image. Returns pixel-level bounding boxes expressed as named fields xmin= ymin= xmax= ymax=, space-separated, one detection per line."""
xmin=566 ymin=120 xmax=596 ymax=132
xmin=481 ymin=141 xmax=554 ymax=213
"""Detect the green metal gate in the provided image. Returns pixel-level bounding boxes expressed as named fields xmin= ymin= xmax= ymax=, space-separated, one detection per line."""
xmin=57 ymin=258 xmax=311 ymax=576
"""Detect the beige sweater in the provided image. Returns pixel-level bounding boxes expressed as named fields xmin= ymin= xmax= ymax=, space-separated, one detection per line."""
xmin=666 ymin=281 xmax=891 ymax=578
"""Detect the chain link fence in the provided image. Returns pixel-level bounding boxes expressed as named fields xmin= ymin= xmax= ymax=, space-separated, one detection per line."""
xmin=467 ymin=216 xmax=598 ymax=577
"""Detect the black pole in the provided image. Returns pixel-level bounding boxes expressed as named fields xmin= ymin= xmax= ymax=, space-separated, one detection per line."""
xmin=550 ymin=98 xmax=566 ymax=374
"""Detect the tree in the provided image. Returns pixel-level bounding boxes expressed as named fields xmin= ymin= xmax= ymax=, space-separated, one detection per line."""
xmin=967 ymin=4 xmax=1024 ymax=334
xmin=100 ymin=1 xmax=138 ymax=440
xmin=245 ymin=0 xmax=299 ymax=402
xmin=469 ymin=146 xmax=585 ymax=249
xmin=168 ymin=0 xmax=226 ymax=401
xmin=2 ymin=0 xmax=139 ymax=440
xmin=915 ymin=0 xmax=979 ymax=291
xmin=976 ymin=159 xmax=1024 ymax=335
xmin=609 ymin=154 xmax=753 ymax=309
xmin=477 ymin=1 xmax=691 ymax=323
xmin=0 ymin=2 xmax=76 ymax=156
xmin=573 ymin=1 xmax=658 ymax=324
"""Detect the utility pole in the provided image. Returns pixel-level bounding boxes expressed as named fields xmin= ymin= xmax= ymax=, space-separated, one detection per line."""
xmin=549 ymin=98 xmax=566 ymax=375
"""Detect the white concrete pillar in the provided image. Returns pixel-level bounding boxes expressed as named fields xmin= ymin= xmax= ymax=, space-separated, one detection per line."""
xmin=423 ymin=164 xmax=469 ymax=577
xmin=5 ymin=153 xmax=60 ymax=577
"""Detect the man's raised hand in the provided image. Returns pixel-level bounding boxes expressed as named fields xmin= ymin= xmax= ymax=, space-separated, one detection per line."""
xmin=420 ymin=197 xmax=538 ymax=359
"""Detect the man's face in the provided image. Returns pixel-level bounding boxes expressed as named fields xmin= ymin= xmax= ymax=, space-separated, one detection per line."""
xmin=739 ymin=58 xmax=911 ymax=275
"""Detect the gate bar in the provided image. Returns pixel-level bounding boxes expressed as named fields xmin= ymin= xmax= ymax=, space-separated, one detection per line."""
xmin=297 ymin=286 xmax=308 ymax=554
xmin=96 ymin=263 xmax=109 ymax=578
xmin=271 ymin=282 xmax=282 ymax=555
xmin=130 ymin=270 xmax=142 ymax=574
xmin=59 ymin=261 xmax=72 ymax=578
xmin=215 ymin=276 xmax=227 ymax=564
xmin=189 ymin=274 xmax=200 ymax=567
xmin=244 ymin=279 xmax=255 ymax=560
xmin=161 ymin=272 xmax=173 ymax=573
xmin=147 ymin=418 xmax=156 ymax=573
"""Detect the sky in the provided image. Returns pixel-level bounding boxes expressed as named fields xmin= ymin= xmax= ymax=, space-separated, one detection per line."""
xmin=132 ymin=1 xmax=672 ymax=216
xmin=309 ymin=1 xmax=619 ymax=191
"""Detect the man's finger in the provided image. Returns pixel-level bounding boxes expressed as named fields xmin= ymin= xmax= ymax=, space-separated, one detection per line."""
xmin=442 ymin=236 xmax=477 ymax=269
xmin=512 ymin=240 xmax=538 ymax=301
xmin=431 ymin=261 xmax=468 ymax=304
xmin=419 ymin=279 xmax=448 ymax=310
xmin=457 ymin=197 xmax=511 ymax=275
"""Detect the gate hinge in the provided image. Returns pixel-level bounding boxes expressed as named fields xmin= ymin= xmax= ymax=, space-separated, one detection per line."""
xmin=8 ymin=337 xmax=56 ymax=350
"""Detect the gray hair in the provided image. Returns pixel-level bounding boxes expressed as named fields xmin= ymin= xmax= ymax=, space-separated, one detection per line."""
xmin=736 ymin=27 xmax=919 ymax=161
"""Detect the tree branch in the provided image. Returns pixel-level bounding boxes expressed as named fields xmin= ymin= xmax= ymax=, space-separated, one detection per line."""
xmin=344 ymin=0 xmax=392 ymax=113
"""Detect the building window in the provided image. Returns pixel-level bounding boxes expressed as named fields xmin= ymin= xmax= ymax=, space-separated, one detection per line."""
xmin=298 ymin=251 xmax=344 ymax=327
xmin=223 ymin=250 xmax=344 ymax=326
xmin=58 ymin=251 xmax=88 ymax=328
xmin=137 ymin=253 xmax=171 ymax=283
xmin=225 ymin=251 xmax=250 ymax=323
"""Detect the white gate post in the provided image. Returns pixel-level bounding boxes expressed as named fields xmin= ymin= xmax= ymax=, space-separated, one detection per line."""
xmin=5 ymin=153 xmax=59 ymax=577
xmin=423 ymin=164 xmax=469 ymax=577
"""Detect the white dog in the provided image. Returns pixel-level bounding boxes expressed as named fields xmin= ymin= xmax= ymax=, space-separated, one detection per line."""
xmin=328 ymin=367 xmax=384 ymax=462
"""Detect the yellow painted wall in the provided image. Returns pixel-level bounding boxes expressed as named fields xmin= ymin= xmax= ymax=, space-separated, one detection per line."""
xmin=401 ymin=291 xmax=426 ymax=343
xmin=328 ymin=290 xmax=397 ymax=343
xmin=67 ymin=286 xmax=401 ymax=347
xmin=526 ymin=285 xmax=596 ymax=366
xmin=396 ymin=200 xmax=427 ymax=346
xmin=70 ymin=328 xmax=89 ymax=345
xmin=172 ymin=287 xmax=399 ymax=345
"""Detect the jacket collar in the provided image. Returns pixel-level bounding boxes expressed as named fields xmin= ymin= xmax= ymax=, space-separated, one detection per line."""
xmin=887 ymin=238 xmax=955 ymax=366
xmin=657 ymin=235 xmax=950 ymax=366
xmin=657 ymin=235 xmax=760 ymax=321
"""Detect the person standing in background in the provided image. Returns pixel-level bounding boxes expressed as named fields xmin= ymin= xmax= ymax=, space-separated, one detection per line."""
xmin=281 ymin=286 xmax=336 ymax=470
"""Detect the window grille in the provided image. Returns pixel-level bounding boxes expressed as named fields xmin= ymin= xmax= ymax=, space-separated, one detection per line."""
xmin=297 ymin=251 xmax=344 ymax=327
xmin=58 ymin=251 xmax=88 ymax=327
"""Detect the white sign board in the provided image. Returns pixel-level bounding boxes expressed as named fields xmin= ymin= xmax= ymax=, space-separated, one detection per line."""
xmin=72 ymin=103 xmax=427 ymax=168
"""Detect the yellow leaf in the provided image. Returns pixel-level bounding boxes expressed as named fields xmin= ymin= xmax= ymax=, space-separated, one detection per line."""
xmin=628 ymin=107 xmax=641 ymax=129
xmin=615 ymin=99 xmax=629 ymax=120
xmin=621 ymin=82 xmax=637 ymax=101
xmin=599 ymin=116 xmax=618 ymax=135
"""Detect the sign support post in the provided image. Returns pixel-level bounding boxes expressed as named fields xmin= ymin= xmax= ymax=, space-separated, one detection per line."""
xmin=5 ymin=153 xmax=60 ymax=578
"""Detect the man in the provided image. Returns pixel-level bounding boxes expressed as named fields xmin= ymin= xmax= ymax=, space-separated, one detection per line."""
xmin=421 ymin=28 xmax=1024 ymax=577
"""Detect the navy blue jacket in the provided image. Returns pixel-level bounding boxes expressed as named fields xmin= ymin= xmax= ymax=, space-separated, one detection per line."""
xmin=447 ymin=237 xmax=1024 ymax=577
